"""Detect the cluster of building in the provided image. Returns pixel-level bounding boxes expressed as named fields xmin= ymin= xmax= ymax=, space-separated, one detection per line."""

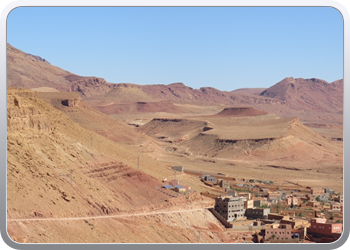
xmin=161 ymin=169 xmax=343 ymax=243
xmin=211 ymin=180 xmax=343 ymax=243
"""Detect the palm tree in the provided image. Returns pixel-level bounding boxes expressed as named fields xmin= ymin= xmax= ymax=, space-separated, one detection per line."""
xmin=271 ymin=234 xmax=276 ymax=240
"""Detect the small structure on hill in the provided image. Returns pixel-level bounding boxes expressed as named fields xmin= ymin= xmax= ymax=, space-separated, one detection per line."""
xmin=174 ymin=185 xmax=186 ymax=193
xmin=202 ymin=174 xmax=217 ymax=182
xmin=218 ymin=179 xmax=230 ymax=188
xmin=171 ymin=166 xmax=184 ymax=172
xmin=162 ymin=185 xmax=174 ymax=189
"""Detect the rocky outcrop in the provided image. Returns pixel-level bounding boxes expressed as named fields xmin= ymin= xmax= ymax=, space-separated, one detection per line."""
xmin=69 ymin=77 xmax=115 ymax=97
xmin=7 ymin=88 xmax=52 ymax=132
xmin=26 ymin=53 xmax=50 ymax=64
xmin=61 ymin=98 xmax=80 ymax=107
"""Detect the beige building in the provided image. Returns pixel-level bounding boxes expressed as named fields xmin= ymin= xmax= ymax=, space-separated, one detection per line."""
xmin=264 ymin=224 xmax=292 ymax=241
xmin=331 ymin=203 xmax=341 ymax=211
xmin=244 ymin=199 xmax=254 ymax=209
xmin=218 ymin=179 xmax=230 ymax=189
xmin=311 ymin=188 xmax=324 ymax=196
xmin=267 ymin=191 xmax=281 ymax=199
xmin=238 ymin=192 xmax=251 ymax=200
xmin=285 ymin=196 xmax=300 ymax=206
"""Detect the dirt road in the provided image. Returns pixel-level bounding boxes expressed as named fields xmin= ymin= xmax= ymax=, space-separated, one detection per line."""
xmin=7 ymin=207 xmax=211 ymax=222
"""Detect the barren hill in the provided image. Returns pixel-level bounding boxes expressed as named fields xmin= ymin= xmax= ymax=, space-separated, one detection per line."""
xmin=230 ymin=88 xmax=267 ymax=96
xmin=139 ymin=118 xmax=211 ymax=144
xmin=214 ymin=107 xmax=269 ymax=117
xmin=7 ymin=87 xmax=226 ymax=243
xmin=35 ymin=91 xmax=151 ymax=144
xmin=7 ymin=44 xmax=115 ymax=97
xmin=7 ymin=44 xmax=343 ymax=120
xmin=141 ymin=114 xmax=342 ymax=168
xmin=6 ymin=44 xmax=344 ymax=243
xmin=83 ymin=86 xmax=187 ymax=115
xmin=7 ymin=87 xmax=172 ymax=218
xmin=260 ymin=77 xmax=343 ymax=113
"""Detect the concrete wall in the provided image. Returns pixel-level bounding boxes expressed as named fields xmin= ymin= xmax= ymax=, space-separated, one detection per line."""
xmin=209 ymin=208 xmax=232 ymax=228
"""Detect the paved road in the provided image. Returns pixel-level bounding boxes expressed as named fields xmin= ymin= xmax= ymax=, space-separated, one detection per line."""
xmin=7 ymin=207 xmax=211 ymax=222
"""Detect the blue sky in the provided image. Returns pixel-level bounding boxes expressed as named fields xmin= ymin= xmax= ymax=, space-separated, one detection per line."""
xmin=7 ymin=7 xmax=343 ymax=91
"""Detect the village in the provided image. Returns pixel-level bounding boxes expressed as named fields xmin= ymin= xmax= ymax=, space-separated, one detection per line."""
xmin=160 ymin=166 xmax=343 ymax=243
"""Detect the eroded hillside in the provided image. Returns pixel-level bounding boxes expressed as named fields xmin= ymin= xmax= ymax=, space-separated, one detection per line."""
xmin=141 ymin=110 xmax=342 ymax=168
xmin=7 ymin=88 xmax=227 ymax=243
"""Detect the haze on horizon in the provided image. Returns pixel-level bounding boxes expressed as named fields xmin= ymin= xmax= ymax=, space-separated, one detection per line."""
xmin=7 ymin=7 xmax=343 ymax=91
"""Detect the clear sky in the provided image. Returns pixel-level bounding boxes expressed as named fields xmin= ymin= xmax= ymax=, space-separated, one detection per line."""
xmin=7 ymin=7 xmax=343 ymax=91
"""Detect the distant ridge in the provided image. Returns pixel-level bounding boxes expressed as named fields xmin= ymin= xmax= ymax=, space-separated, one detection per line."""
xmin=259 ymin=77 xmax=343 ymax=113
xmin=7 ymin=44 xmax=343 ymax=116
xmin=215 ymin=107 xmax=269 ymax=117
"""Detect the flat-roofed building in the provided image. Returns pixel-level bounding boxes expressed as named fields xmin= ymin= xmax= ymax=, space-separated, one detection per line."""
xmin=244 ymin=199 xmax=254 ymax=209
xmin=285 ymin=196 xmax=300 ymax=206
xmin=215 ymin=196 xmax=246 ymax=222
xmin=267 ymin=191 xmax=281 ymax=199
xmin=238 ymin=192 xmax=251 ymax=200
xmin=174 ymin=185 xmax=186 ymax=193
xmin=308 ymin=218 xmax=342 ymax=236
xmin=203 ymin=175 xmax=217 ymax=182
xmin=268 ymin=213 xmax=289 ymax=221
xmin=311 ymin=188 xmax=324 ymax=196
xmin=245 ymin=208 xmax=270 ymax=219
xmin=280 ymin=218 xmax=309 ymax=229
xmin=218 ymin=179 xmax=230 ymax=189
xmin=264 ymin=224 xmax=292 ymax=241
xmin=331 ymin=203 xmax=341 ymax=211
xmin=334 ymin=195 xmax=343 ymax=203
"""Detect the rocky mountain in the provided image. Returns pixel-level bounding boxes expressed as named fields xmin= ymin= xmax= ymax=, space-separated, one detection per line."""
xmin=7 ymin=87 xmax=225 ymax=243
xmin=259 ymin=77 xmax=343 ymax=113
xmin=7 ymin=44 xmax=115 ymax=97
xmin=6 ymin=44 xmax=343 ymax=243
xmin=7 ymin=43 xmax=343 ymax=116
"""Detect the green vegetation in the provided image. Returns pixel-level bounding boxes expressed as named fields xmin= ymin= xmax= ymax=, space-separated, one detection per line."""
xmin=260 ymin=204 xmax=270 ymax=208
xmin=276 ymin=203 xmax=280 ymax=213
xmin=84 ymin=220 xmax=94 ymax=230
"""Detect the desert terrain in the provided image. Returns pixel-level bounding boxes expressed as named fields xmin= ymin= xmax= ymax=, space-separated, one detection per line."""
xmin=6 ymin=44 xmax=343 ymax=243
